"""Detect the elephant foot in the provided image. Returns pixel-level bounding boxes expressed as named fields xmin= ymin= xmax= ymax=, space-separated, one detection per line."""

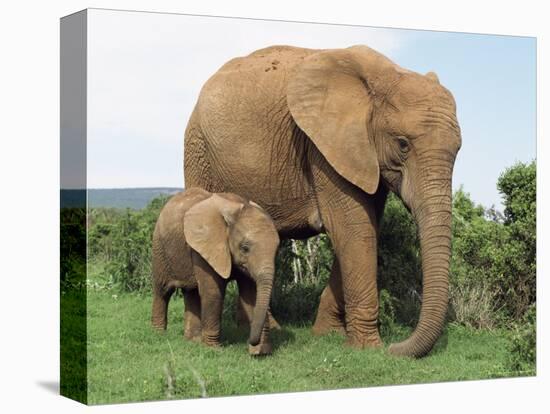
xmin=312 ymin=316 xmax=346 ymax=336
xmin=344 ymin=334 xmax=383 ymax=349
xmin=202 ymin=340 xmax=222 ymax=349
xmin=312 ymin=303 xmax=345 ymax=336
xmin=201 ymin=332 xmax=222 ymax=348
xmin=151 ymin=321 xmax=167 ymax=332
xmin=312 ymin=324 xmax=346 ymax=336
xmin=248 ymin=342 xmax=272 ymax=356
xmin=184 ymin=331 xmax=202 ymax=342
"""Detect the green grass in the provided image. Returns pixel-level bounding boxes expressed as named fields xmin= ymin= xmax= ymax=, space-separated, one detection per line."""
xmin=60 ymin=289 xmax=87 ymax=403
xmin=83 ymin=288 xmax=520 ymax=405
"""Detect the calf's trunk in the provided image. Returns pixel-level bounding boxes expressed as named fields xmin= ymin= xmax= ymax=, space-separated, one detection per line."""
xmin=248 ymin=274 xmax=274 ymax=346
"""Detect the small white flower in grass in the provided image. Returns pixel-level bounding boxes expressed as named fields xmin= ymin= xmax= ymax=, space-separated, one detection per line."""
xmin=112 ymin=294 xmax=118 ymax=300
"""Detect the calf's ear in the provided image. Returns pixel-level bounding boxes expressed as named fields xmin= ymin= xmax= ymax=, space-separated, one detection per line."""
xmin=183 ymin=194 xmax=243 ymax=278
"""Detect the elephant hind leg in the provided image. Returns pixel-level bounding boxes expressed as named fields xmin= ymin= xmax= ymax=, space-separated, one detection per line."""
xmin=183 ymin=289 xmax=202 ymax=341
xmin=312 ymin=259 xmax=346 ymax=336
xmin=151 ymin=286 xmax=175 ymax=331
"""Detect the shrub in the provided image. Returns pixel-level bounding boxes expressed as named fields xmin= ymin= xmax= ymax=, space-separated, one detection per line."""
xmin=449 ymin=162 xmax=536 ymax=325
xmin=271 ymin=236 xmax=332 ymax=324
xmin=103 ymin=196 xmax=170 ymax=293
xmin=506 ymin=304 xmax=536 ymax=375
xmin=449 ymin=160 xmax=536 ymax=329
xmin=88 ymin=208 xmax=124 ymax=261
xmin=377 ymin=193 xmax=422 ymax=327
xmin=378 ymin=289 xmax=397 ymax=334
xmin=60 ymin=208 xmax=87 ymax=289
xmin=449 ymin=187 xmax=507 ymax=327
xmin=105 ymin=209 xmax=152 ymax=292
xmin=448 ymin=280 xmax=498 ymax=329
xmin=496 ymin=161 xmax=536 ymax=319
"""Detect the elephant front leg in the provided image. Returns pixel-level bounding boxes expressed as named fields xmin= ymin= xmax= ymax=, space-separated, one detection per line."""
xmin=315 ymin=190 xmax=382 ymax=348
xmin=312 ymin=258 xmax=346 ymax=336
xmin=193 ymin=253 xmax=227 ymax=347
xmin=339 ymin=233 xmax=381 ymax=348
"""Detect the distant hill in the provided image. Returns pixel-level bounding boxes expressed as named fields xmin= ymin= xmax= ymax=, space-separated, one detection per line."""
xmin=60 ymin=189 xmax=86 ymax=208
xmin=61 ymin=188 xmax=183 ymax=209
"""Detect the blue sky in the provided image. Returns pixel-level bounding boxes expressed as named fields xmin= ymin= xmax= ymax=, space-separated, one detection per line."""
xmin=87 ymin=10 xmax=536 ymax=210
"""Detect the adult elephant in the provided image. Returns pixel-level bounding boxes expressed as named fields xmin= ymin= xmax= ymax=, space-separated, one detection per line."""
xmin=183 ymin=45 xmax=461 ymax=357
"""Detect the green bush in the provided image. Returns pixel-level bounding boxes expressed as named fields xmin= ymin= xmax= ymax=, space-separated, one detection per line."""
xmin=60 ymin=208 xmax=87 ymax=289
xmin=377 ymin=193 xmax=422 ymax=327
xmin=449 ymin=161 xmax=536 ymax=326
xmin=101 ymin=196 xmax=170 ymax=293
xmin=449 ymin=187 xmax=508 ymax=328
xmin=105 ymin=210 xmax=152 ymax=292
xmin=271 ymin=236 xmax=332 ymax=324
xmin=88 ymin=208 xmax=124 ymax=261
xmin=496 ymin=161 xmax=536 ymax=319
xmin=378 ymin=289 xmax=397 ymax=335
xmin=507 ymin=304 xmax=536 ymax=375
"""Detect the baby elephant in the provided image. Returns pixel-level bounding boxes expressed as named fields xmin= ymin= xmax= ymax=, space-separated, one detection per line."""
xmin=151 ymin=187 xmax=280 ymax=355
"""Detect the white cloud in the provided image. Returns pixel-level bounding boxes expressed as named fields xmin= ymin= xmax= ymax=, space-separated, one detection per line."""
xmin=87 ymin=9 xmax=407 ymax=188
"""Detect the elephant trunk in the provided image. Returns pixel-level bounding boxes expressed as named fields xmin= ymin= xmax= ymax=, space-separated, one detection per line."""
xmin=389 ymin=171 xmax=453 ymax=357
xmin=248 ymin=271 xmax=274 ymax=346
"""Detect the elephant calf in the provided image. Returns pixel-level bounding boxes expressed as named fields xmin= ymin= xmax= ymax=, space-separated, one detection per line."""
xmin=151 ymin=187 xmax=280 ymax=355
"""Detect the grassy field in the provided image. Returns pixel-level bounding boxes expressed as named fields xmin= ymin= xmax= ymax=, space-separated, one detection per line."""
xmin=79 ymin=287 xmax=521 ymax=405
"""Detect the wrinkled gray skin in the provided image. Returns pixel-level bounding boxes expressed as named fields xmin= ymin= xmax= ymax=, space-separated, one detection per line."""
xmin=184 ymin=45 xmax=461 ymax=357
xmin=151 ymin=188 xmax=280 ymax=355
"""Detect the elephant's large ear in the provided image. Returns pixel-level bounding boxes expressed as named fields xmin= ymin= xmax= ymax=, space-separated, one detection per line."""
xmin=287 ymin=48 xmax=380 ymax=194
xmin=183 ymin=194 xmax=244 ymax=278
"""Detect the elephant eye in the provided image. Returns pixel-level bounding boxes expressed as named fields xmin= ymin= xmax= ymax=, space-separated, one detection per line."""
xmin=396 ymin=136 xmax=410 ymax=152
xmin=239 ymin=241 xmax=250 ymax=254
